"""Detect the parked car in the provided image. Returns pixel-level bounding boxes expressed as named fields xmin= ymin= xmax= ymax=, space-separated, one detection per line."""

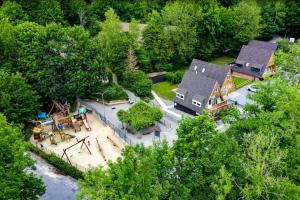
xmin=247 ymin=84 xmax=258 ymax=92
xmin=129 ymin=99 xmax=135 ymax=104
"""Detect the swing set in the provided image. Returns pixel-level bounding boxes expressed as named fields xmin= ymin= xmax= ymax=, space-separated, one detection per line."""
xmin=61 ymin=136 xmax=91 ymax=165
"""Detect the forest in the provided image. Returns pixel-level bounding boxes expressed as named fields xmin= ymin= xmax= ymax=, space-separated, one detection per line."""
xmin=0 ymin=0 xmax=299 ymax=199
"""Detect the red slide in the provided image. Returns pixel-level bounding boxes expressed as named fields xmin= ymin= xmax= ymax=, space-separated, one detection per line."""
xmin=83 ymin=119 xmax=91 ymax=131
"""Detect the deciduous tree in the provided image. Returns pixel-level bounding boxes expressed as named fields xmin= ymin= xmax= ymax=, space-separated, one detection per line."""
xmin=0 ymin=114 xmax=45 ymax=199
xmin=78 ymin=142 xmax=172 ymax=200
xmin=98 ymin=9 xmax=129 ymax=77
xmin=0 ymin=70 xmax=40 ymax=124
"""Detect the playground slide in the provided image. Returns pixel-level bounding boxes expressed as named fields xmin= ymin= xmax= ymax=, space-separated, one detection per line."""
xmin=83 ymin=119 xmax=91 ymax=131
xmin=71 ymin=119 xmax=81 ymax=132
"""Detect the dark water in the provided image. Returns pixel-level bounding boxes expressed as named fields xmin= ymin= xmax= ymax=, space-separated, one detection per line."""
xmin=30 ymin=153 xmax=79 ymax=200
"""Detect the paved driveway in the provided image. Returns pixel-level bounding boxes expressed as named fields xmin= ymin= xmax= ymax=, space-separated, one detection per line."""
xmin=228 ymin=85 xmax=254 ymax=107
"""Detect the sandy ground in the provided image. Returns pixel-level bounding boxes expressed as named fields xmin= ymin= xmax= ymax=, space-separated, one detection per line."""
xmin=30 ymin=113 xmax=126 ymax=171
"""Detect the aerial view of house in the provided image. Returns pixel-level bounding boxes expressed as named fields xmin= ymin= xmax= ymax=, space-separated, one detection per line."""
xmin=174 ymin=59 xmax=235 ymax=116
xmin=230 ymin=40 xmax=278 ymax=80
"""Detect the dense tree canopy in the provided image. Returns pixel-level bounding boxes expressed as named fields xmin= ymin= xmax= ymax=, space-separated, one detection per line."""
xmin=275 ymin=39 xmax=300 ymax=80
xmin=78 ymin=142 xmax=172 ymax=200
xmin=0 ymin=114 xmax=45 ymax=199
xmin=0 ymin=1 xmax=28 ymax=24
xmin=0 ymin=70 xmax=40 ymax=124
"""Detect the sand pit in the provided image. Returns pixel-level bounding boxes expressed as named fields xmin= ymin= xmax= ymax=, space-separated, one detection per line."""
xmin=30 ymin=113 xmax=126 ymax=171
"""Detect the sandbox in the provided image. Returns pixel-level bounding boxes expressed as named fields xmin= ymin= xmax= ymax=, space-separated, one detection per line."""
xmin=30 ymin=113 xmax=126 ymax=171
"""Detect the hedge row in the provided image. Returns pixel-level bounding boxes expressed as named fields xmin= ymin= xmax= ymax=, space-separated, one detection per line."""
xmin=28 ymin=143 xmax=84 ymax=180
xmin=165 ymin=71 xmax=184 ymax=84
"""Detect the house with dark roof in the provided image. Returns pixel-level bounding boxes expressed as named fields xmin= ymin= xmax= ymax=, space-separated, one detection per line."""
xmin=174 ymin=59 xmax=235 ymax=115
xmin=230 ymin=40 xmax=278 ymax=80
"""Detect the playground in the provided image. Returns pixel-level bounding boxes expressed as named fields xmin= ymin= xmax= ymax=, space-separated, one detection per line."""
xmin=30 ymin=102 xmax=126 ymax=170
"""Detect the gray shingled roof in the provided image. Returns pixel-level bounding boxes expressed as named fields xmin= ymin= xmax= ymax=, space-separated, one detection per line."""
xmin=176 ymin=88 xmax=187 ymax=95
xmin=175 ymin=59 xmax=228 ymax=113
xmin=189 ymin=59 xmax=230 ymax=85
xmin=235 ymin=45 xmax=273 ymax=69
xmin=248 ymin=40 xmax=277 ymax=53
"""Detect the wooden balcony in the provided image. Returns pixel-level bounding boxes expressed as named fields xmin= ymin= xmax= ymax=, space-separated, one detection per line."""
xmin=207 ymin=100 xmax=231 ymax=120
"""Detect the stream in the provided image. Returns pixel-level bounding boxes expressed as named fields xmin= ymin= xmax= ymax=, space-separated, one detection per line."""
xmin=30 ymin=153 xmax=79 ymax=200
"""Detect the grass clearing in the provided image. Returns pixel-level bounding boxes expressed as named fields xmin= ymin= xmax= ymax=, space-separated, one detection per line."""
xmin=211 ymin=55 xmax=235 ymax=67
xmin=233 ymin=76 xmax=252 ymax=89
xmin=153 ymin=81 xmax=177 ymax=100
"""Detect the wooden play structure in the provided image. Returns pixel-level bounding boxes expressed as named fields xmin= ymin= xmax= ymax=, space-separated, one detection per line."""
xmin=33 ymin=100 xmax=71 ymax=141
xmin=32 ymin=121 xmax=44 ymax=140
xmin=49 ymin=100 xmax=70 ymax=116
xmin=61 ymin=136 xmax=92 ymax=165
xmin=32 ymin=120 xmax=54 ymax=141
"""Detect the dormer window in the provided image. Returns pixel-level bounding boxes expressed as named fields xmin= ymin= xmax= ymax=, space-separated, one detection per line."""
xmin=246 ymin=62 xmax=250 ymax=67
xmin=176 ymin=92 xmax=184 ymax=100
xmin=192 ymin=99 xmax=202 ymax=107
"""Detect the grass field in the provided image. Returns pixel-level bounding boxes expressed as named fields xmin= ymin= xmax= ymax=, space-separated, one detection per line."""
xmin=233 ymin=76 xmax=251 ymax=89
xmin=153 ymin=81 xmax=177 ymax=100
xmin=211 ymin=55 xmax=235 ymax=67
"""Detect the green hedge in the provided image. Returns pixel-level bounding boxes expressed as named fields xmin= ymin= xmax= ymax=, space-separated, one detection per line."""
xmin=28 ymin=143 xmax=84 ymax=180
xmin=166 ymin=71 xmax=184 ymax=84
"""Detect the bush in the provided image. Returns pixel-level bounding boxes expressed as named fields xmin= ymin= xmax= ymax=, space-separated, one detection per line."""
xmin=122 ymin=70 xmax=152 ymax=98
xmin=103 ymin=84 xmax=128 ymax=101
xmin=28 ymin=143 xmax=83 ymax=180
xmin=117 ymin=101 xmax=163 ymax=131
xmin=277 ymin=38 xmax=290 ymax=53
xmin=166 ymin=71 xmax=184 ymax=84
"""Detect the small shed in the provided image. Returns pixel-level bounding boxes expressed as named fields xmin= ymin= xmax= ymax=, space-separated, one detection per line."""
xmin=147 ymin=72 xmax=167 ymax=84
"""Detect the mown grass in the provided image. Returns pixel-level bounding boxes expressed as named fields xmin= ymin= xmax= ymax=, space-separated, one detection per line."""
xmin=152 ymin=81 xmax=177 ymax=100
xmin=233 ymin=76 xmax=252 ymax=89
xmin=211 ymin=55 xmax=235 ymax=67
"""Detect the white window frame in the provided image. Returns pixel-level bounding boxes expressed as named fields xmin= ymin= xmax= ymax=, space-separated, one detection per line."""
xmin=192 ymin=99 xmax=202 ymax=107
xmin=176 ymin=93 xmax=184 ymax=100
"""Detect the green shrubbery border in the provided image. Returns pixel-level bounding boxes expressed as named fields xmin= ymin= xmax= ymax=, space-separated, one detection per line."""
xmin=28 ymin=143 xmax=84 ymax=180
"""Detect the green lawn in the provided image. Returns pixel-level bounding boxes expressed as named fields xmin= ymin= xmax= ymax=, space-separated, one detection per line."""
xmin=233 ymin=76 xmax=251 ymax=89
xmin=152 ymin=81 xmax=177 ymax=100
xmin=211 ymin=55 xmax=235 ymax=67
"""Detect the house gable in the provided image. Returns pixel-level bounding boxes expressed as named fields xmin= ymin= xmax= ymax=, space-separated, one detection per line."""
xmin=220 ymin=71 xmax=235 ymax=96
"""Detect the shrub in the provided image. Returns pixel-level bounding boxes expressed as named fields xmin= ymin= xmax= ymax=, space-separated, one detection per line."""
xmin=277 ymin=38 xmax=290 ymax=53
xmin=166 ymin=71 xmax=184 ymax=84
xmin=122 ymin=70 xmax=152 ymax=98
xmin=117 ymin=101 xmax=163 ymax=131
xmin=28 ymin=143 xmax=83 ymax=179
xmin=103 ymin=84 xmax=128 ymax=101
